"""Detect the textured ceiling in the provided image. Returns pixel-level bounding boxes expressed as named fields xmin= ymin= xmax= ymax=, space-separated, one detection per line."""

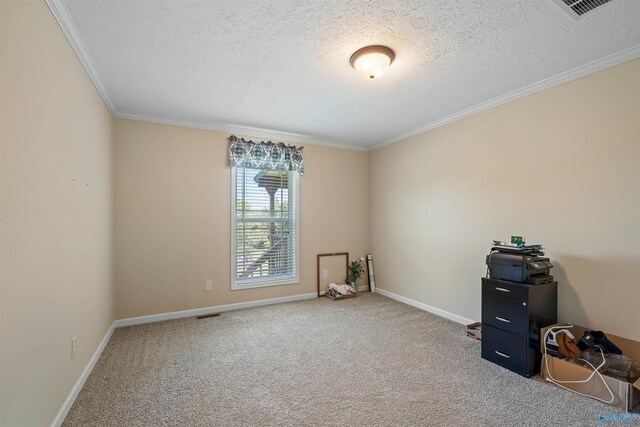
xmin=60 ymin=0 xmax=640 ymax=149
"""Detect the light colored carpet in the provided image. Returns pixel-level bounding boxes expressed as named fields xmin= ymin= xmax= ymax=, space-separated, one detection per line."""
xmin=63 ymin=293 xmax=628 ymax=426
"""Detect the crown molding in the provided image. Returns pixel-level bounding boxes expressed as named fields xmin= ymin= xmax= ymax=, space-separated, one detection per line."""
xmin=45 ymin=0 xmax=368 ymax=152
xmin=45 ymin=0 xmax=116 ymax=113
xmin=371 ymin=44 xmax=640 ymax=150
xmin=114 ymin=112 xmax=370 ymax=151
xmin=46 ymin=0 xmax=639 ymax=153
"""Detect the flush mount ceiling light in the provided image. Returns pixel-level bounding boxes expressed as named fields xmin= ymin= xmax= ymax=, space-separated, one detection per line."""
xmin=350 ymin=45 xmax=395 ymax=80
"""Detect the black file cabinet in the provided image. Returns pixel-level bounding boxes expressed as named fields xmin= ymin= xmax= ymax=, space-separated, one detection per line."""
xmin=481 ymin=278 xmax=557 ymax=377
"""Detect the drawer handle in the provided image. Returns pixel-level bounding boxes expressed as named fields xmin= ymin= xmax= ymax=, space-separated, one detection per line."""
xmin=495 ymin=287 xmax=511 ymax=293
xmin=495 ymin=351 xmax=510 ymax=359
xmin=495 ymin=316 xmax=511 ymax=323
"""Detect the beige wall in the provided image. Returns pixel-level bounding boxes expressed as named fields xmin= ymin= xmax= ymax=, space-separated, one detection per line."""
xmin=2 ymin=2 xmax=636 ymax=424
xmin=371 ymin=59 xmax=640 ymax=341
xmin=0 ymin=1 xmax=115 ymax=426
xmin=114 ymin=119 xmax=370 ymax=319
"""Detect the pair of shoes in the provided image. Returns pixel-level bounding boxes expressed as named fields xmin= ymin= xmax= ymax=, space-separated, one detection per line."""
xmin=557 ymin=332 xmax=582 ymax=359
xmin=577 ymin=331 xmax=622 ymax=355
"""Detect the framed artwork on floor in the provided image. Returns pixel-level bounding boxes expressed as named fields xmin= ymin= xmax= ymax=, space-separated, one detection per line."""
xmin=316 ymin=252 xmax=349 ymax=297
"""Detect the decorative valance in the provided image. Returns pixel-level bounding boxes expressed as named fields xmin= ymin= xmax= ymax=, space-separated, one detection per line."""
xmin=228 ymin=135 xmax=304 ymax=174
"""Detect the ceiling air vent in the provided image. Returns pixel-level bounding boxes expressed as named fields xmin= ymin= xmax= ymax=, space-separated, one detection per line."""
xmin=553 ymin=0 xmax=613 ymax=18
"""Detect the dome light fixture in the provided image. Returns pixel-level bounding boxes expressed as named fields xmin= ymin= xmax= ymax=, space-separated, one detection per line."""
xmin=350 ymin=45 xmax=395 ymax=80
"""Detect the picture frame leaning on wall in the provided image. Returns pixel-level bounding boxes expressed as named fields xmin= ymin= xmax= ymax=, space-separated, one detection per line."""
xmin=316 ymin=252 xmax=349 ymax=297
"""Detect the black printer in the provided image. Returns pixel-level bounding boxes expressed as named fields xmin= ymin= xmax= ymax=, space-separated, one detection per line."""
xmin=486 ymin=250 xmax=553 ymax=285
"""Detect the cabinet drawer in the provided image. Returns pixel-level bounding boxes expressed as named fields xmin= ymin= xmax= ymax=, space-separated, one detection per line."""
xmin=482 ymin=291 xmax=528 ymax=336
xmin=481 ymin=324 xmax=527 ymax=375
xmin=482 ymin=279 xmax=528 ymax=301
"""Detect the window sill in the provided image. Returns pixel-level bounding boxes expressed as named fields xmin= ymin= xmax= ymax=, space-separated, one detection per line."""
xmin=231 ymin=277 xmax=299 ymax=291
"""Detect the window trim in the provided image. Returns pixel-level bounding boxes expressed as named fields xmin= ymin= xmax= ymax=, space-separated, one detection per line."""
xmin=230 ymin=166 xmax=300 ymax=291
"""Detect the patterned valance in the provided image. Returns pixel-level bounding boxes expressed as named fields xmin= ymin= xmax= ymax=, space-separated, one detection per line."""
xmin=228 ymin=135 xmax=304 ymax=174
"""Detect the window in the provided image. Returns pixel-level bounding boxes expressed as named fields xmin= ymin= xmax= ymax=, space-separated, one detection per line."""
xmin=231 ymin=167 xmax=299 ymax=289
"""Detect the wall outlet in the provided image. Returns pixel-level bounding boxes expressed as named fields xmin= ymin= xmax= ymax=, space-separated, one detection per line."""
xmin=71 ymin=336 xmax=78 ymax=360
xmin=322 ymin=270 xmax=328 ymax=278
xmin=205 ymin=280 xmax=212 ymax=291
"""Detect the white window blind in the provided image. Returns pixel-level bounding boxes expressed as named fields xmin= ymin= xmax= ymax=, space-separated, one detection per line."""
xmin=231 ymin=167 xmax=298 ymax=289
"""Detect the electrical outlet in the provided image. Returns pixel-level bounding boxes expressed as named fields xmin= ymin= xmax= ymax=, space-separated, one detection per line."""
xmin=205 ymin=280 xmax=212 ymax=291
xmin=322 ymin=270 xmax=328 ymax=278
xmin=71 ymin=336 xmax=77 ymax=360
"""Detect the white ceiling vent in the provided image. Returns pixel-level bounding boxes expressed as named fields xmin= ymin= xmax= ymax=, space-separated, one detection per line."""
xmin=553 ymin=0 xmax=613 ymax=18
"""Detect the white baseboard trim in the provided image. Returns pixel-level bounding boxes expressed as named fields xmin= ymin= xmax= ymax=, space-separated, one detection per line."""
xmin=376 ymin=288 xmax=476 ymax=325
xmin=114 ymin=292 xmax=317 ymax=328
xmin=51 ymin=292 xmax=317 ymax=425
xmin=51 ymin=321 xmax=116 ymax=427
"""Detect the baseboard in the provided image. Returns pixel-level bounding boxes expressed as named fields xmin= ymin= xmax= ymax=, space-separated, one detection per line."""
xmin=50 ymin=290 xmax=469 ymax=425
xmin=51 ymin=321 xmax=116 ymax=427
xmin=376 ymin=288 xmax=476 ymax=325
xmin=51 ymin=292 xmax=317 ymax=425
xmin=114 ymin=292 xmax=317 ymax=327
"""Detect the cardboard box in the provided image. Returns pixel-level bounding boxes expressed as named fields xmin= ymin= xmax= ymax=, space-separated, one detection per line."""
xmin=540 ymin=324 xmax=640 ymax=412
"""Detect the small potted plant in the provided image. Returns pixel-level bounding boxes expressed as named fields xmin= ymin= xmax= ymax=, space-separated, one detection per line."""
xmin=346 ymin=257 xmax=366 ymax=293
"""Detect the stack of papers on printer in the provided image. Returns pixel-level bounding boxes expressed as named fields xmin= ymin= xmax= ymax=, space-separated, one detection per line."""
xmin=492 ymin=240 xmax=544 ymax=253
